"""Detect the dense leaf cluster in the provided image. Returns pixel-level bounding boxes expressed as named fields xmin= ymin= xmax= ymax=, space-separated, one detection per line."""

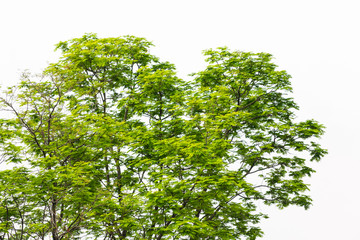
xmin=0 ymin=34 xmax=326 ymax=239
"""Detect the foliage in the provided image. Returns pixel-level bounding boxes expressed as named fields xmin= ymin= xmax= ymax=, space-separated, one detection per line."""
xmin=0 ymin=34 xmax=327 ymax=239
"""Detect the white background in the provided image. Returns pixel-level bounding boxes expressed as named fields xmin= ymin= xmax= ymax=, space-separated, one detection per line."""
xmin=1 ymin=0 xmax=359 ymax=239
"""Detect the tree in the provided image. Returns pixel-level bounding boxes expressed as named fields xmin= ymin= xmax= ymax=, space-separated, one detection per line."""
xmin=0 ymin=34 xmax=327 ymax=240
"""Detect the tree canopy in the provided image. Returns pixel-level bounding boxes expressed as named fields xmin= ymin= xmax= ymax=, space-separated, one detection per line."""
xmin=0 ymin=33 xmax=326 ymax=240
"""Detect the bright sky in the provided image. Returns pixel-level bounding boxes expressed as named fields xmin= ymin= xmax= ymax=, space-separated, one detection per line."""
xmin=1 ymin=0 xmax=359 ymax=239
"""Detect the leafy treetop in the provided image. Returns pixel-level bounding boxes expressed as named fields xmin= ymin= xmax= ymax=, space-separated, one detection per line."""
xmin=0 ymin=33 xmax=326 ymax=240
